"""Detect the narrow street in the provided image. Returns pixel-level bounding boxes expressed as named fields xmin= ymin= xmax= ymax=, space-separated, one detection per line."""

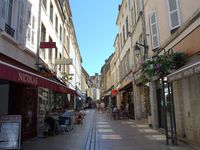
xmin=23 ymin=110 xmax=195 ymax=150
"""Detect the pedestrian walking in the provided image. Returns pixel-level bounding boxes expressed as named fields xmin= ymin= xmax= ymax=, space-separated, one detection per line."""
xmin=100 ymin=101 xmax=105 ymax=113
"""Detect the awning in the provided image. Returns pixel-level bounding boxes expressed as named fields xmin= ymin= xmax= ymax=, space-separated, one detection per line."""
xmin=0 ymin=60 xmax=77 ymax=95
xmin=118 ymin=81 xmax=133 ymax=92
xmin=167 ymin=60 xmax=200 ymax=82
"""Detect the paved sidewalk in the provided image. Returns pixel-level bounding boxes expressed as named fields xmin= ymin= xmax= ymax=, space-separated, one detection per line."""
xmin=23 ymin=109 xmax=197 ymax=150
xmin=96 ymin=112 xmax=196 ymax=150
xmin=23 ymin=109 xmax=95 ymax=150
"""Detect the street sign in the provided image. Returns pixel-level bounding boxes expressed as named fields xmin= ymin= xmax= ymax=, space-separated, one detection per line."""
xmin=111 ymin=90 xmax=118 ymax=96
xmin=55 ymin=58 xmax=72 ymax=65
xmin=40 ymin=42 xmax=56 ymax=48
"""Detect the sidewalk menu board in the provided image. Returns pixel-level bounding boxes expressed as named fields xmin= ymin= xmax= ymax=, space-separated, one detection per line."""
xmin=0 ymin=115 xmax=21 ymax=149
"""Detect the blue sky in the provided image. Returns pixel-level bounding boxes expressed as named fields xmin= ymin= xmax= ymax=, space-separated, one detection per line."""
xmin=69 ymin=0 xmax=122 ymax=76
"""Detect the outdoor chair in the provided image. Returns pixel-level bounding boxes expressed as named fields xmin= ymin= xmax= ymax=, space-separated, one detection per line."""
xmin=58 ymin=116 xmax=71 ymax=134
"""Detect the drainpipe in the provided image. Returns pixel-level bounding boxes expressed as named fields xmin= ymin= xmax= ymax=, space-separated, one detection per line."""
xmin=141 ymin=0 xmax=148 ymax=60
xmin=36 ymin=0 xmax=42 ymax=70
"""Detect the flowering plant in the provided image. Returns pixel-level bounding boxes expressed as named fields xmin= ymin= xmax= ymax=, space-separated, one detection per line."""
xmin=141 ymin=57 xmax=162 ymax=80
xmin=141 ymin=52 xmax=188 ymax=81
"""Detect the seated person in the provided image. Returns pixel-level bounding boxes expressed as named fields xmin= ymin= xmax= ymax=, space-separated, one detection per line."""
xmin=60 ymin=108 xmax=73 ymax=125
xmin=44 ymin=111 xmax=57 ymax=135
xmin=74 ymin=110 xmax=84 ymax=124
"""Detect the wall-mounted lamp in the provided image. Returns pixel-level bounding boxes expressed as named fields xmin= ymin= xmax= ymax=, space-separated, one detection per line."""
xmin=134 ymin=42 xmax=148 ymax=58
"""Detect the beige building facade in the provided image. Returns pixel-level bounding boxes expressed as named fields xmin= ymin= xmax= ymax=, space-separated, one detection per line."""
xmin=143 ymin=0 xmax=200 ymax=146
xmin=100 ymin=0 xmax=200 ymax=147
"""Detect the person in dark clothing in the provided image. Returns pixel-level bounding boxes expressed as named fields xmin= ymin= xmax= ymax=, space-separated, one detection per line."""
xmin=44 ymin=111 xmax=56 ymax=135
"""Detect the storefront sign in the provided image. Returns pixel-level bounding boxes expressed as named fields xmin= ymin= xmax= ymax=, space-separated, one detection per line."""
xmin=18 ymin=72 xmax=38 ymax=86
xmin=0 ymin=61 xmax=77 ymax=95
xmin=168 ymin=61 xmax=200 ymax=82
xmin=0 ymin=115 xmax=22 ymax=149
xmin=111 ymin=90 xmax=118 ymax=96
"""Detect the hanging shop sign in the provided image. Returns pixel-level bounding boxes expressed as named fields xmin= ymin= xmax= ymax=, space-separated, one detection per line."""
xmin=111 ymin=90 xmax=118 ymax=96
xmin=55 ymin=58 xmax=72 ymax=65
xmin=0 ymin=115 xmax=22 ymax=149
xmin=40 ymin=42 xmax=56 ymax=48
xmin=39 ymin=72 xmax=56 ymax=78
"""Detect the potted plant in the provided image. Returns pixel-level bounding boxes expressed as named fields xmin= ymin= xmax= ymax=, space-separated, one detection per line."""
xmin=170 ymin=52 xmax=188 ymax=70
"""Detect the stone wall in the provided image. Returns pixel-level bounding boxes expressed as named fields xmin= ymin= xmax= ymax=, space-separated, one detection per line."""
xmin=173 ymin=73 xmax=200 ymax=146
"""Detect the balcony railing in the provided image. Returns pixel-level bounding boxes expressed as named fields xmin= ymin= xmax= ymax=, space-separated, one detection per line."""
xmin=5 ymin=23 xmax=15 ymax=37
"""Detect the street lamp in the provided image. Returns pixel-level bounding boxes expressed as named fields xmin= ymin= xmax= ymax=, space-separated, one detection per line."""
xmin=134 ymin=42 xmax=148 ymax=58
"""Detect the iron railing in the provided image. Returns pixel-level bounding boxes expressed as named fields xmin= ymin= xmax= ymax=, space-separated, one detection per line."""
xmin=5 ymin=23 xmax=15 ymax=37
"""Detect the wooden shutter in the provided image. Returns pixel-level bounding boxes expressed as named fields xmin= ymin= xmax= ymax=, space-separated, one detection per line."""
xmin=149 ymin=11 xmax=159 ymax=49
xmin=167 ymin=0 xmax=181 ymax=30
xmin=0 ymin=0 xmax=7 ymax=30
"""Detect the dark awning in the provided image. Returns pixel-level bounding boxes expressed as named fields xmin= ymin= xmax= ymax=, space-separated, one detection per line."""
xmin=118 ymin=81 xmax=133 ymax=92
xmin=0 ymin=60 xmax=77 ymax=95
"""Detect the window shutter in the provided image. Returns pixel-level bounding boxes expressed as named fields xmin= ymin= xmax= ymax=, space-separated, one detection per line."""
xmin=18 ymin=0 xmax=26 ymax=45
xmin=149 ymin=11 xmax=159 ymax=49
xmin=167 ymin=0 xmax=181 ymax=30
xmin=0 ymin=0 xmax=7 ymax=30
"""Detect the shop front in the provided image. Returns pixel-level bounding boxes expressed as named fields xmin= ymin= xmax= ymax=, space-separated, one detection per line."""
xmin=0 ymin=61 xmax=77 ymax=140
xmin=119 ymin=82 xmax=134 ymax=119
xmin=133 ymin=69 xmax=150 ymax=120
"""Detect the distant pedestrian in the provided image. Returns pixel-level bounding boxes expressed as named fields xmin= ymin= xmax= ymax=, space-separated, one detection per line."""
xmin=100 ymin=101 xmax=105 ymax=113
xmin=96 ymin=103 xmax=100 ymax=112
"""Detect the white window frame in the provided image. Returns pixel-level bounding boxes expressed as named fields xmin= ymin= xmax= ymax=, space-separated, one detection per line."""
xmin=26 ymin=10 xmax=36 ymax=45
xmin=167 ymin=0 xmax=181 ymax=31
xmin=149 ymin=11 xmax=160 ymax=50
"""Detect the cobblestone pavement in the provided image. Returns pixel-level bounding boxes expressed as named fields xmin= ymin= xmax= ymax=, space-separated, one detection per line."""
xmin=23 ymin=109 xmax=197 ymax=150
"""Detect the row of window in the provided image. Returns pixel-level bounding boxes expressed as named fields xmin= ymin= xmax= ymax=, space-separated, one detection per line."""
xmin=42 ymin=0 xmax=63 ymax=43
xmin=118 ymin=0 xmax=181 ymax=51
xmin=149 ymin=0 xmax=181 ymax=49
xmin=119 ymin=50 xmax=131 ymax=80
xmin=119 ymin=0 xmax=141 ymax=50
